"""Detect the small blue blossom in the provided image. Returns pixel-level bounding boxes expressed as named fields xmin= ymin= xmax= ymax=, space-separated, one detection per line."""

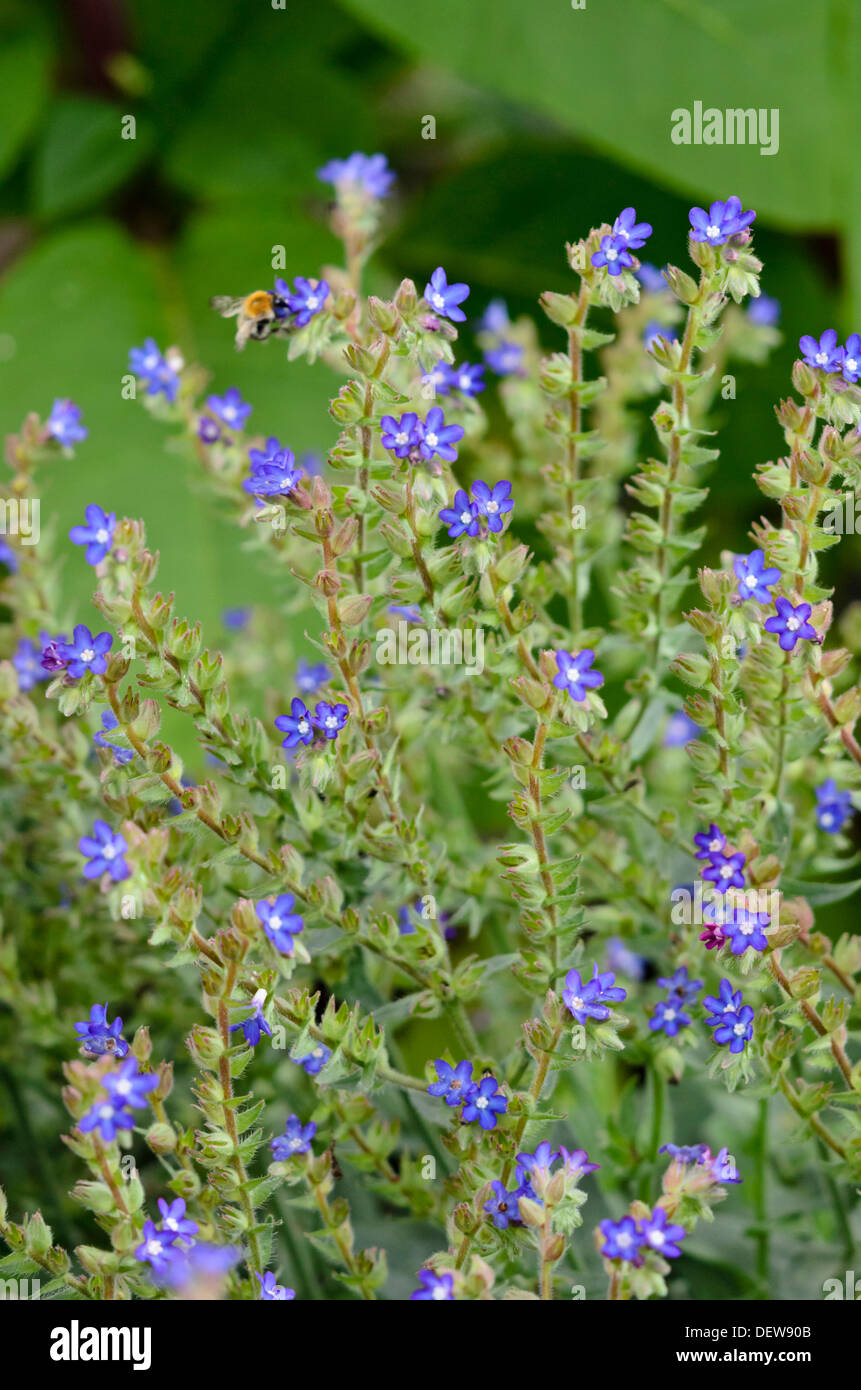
xmin=439 ymin=489 xmax=480 ymax=539
xmin=799 ymin=330 xmax=842 ymax=372
xmin=664 ymin=709 xmax=700 ymax=747
xmin=840 ymin=333 xmax=861 ymax=383
xmin=710 ymin=1146 xmax=743 ymax=1184
xmin=245 ymin=451 xmax=304 ymax=496
xmin=158 ymin=1243 xmax=240 ymax=1290
xmin=103 ymin=1056 xmax=158 ymax=1109
xmin=515 ymin=1141 xmax=556 ymax=1187
xmin=718 ymin=905 xmax=770 ymax=955
xmin=79 ymin=819 xmax=130 ymax=882
xmin=656 ymin=966 xmax=702 ymax=1002
xmin=157 ymin=1198 xmax=198 ymax=1241
xmin=411 ymin=1269 xmax=454 ymax=1301
xmin=562 ymin=963 xmax=626 ymax=1024
xmin=461 ymin=1074 xmax=508 ymax=1130
xmin=12 ymin=638 xmax=46 ymax=691
xmin=424 ymin=267 xmax=470 ymax=323
xmin=317 ymin=152 xmax=395 ymax=198
xmin=206 ymin=387 xmax=252 ymax=430
xmin=553 ymin=649 xmax=604 ymax=702
xmin=248 ymin=436 xmax=285 ymax=471
xmin=702 ymin=849 xmax=746 ymax=892
xmin=606 ymin=937 xmax=647 ymax=982
xmin=74 ymin=1003 xmax=129 ymax=1059
xmin=484 ymin=340 xmax=524 ymax=376
xmin=380 ymin=412 xmax=421 ymax=458
xmin=79 ymin=1094 xmax=135 ymax=1142
xmin=294 ymin=1044 xmax=331 ymax=1075
xmin=295 ymin=660 xmax=330 ymax=695
xmin=58 ymin=624 xmax=113 ymax=679
xmin=0 ymin=539 xmax=18 ymax=572
xmin=733 ymin=549 xmax=780 ymax=603
xmin=639 ymin=1207 xmax=687 ymax=1258
xmin=276 ymin=276 xmax=330 ymax=327
xmin=815 ymin=779 xmax=853 ymax=833
xmin=256 ymin=1271 xmax=296 ymax=1300
xmin=275 ymin=698 xmax=315 ymax=748
xmin=748 ymin=294 xmax=780 ymax=327
xmin=703 ymin=978 xmax=744 ymax=1024
xmin=313 ymin=700 xmax=349 ymax=740
xmin=255 ymin=894 xmax=304 ymax=954
xmin=389 ymin=604 xmax=423 ymax=623
xmin=222 ymin=606 xmax=251 ymax=630
xmin=484 ymin=1179 xmax=522 ymax=1229
xmin=471 ymin=479 xmax=513 ymax=533
xmin=47 ymin=398 xmax=88 ymax=447
xmin=688 ymin=196 xmax=755 ymax=246
xmin=711 ymin=1000 xmax=755 ymax=1053
xmin=659 ymin=1143 xmax=710 ymax=1164
xmin=128 ymin=340 xmax=180 ymax=400
xmin=650 ymin=997 xmax=691 ymax=1037
xmin=198 ymin=416 xmax=220 ymax=443
xmin=271 ymin=1114 xmax=316 ymax=1159
xmin=693 ymin=822 xmax=726 ymax=861
xmin=591 ymin=233 xmax=633 ymax=276
xmin=599 ymin=1215 xmax=644 ymax=1262
xmin=558 ymin=1146 xmax=600 ymax=1180
xmin=448 ymin=362 xmax=485 ymax=397
xmin=764 ymin=596 xmax=817 ymax=651
xmin=478 ymin=299 xmax=510 ymax=334
xmin=420 ymin=362 xmax=452 ymax=396
xmin=229 ymin=989 xmax=272 ymax=1047
xmin=612 ymin=207 xmax=652 ymax=250
xmin=135 ymin=1220 xmax=180 ymax=1276
xmin=69 ymin=505 xmax=116 ymax=565
xmin=427 ymin=1058 xmax=474 ymax=1107
xmin=94 ymin=710 xmax=134 ymax=761
xmin=637 ymin=262 xmax=668 ymax=294
xmin=644 ymin=321 xmax=677 ymax=351
xmin=417 ymin=406 xmax=465 ymax=462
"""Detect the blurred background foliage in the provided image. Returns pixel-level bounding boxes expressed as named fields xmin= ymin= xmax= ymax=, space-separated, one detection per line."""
xmin=1 ymin=0 xmax=859 ymax=1298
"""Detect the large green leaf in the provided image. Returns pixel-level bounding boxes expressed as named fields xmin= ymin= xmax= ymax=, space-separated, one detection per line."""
xmin=0 ymin=31 xmax=51 ymax=181
xmin=33 ymin=97 xmax=151 ymax=219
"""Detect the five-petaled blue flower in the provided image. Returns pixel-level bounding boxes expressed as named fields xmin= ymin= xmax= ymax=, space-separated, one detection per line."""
xmin=74 ymin=1003 xmax=129 ymax=1059
xmin=815 ymin=779 xmax=853 ymax=833
xmin=157 ymin=1197 xmax=198 ymax=1241
xmin=461 ymin=1074 xmax=508 ymax=1130
xmin=439 ymin=489 xmax=480 ymax=539
xmin=693 ymin=822 xmax=726 ymax=861
xmin=799 ymin=330 xmax=842 ymax=372
xmin=93 ymin=710 xmax=134 ymax=765
xmin=230 ymin=989 xmax=272 ymax=1047
xmin=206 ymin=388 xmax=252 ymax=430
xmin=764 ymin=596 xmax=817 ymax=651
xmin=719 ymin=905 xmax=770 ymax=955
xmin=612 ymin=207 xmax=652 ymax=250
xmin=424 ymin=267 xmax=470 ymax=322
xmin=748 ymin=294 xmax=780 ymax=327
xmin=664 ymin=710 xmax=699 ymax=747
xmin=256 ymin=1271 xmax=296 ymax=1300
xmin=639 ymin=1207 xmax=687 ymax=1258
xmin=599 ymin=1215 xmax=644 ymax=1262
xmin=380 ymin=412 xmax=421 ymax=458
xmin=294 ymin=1044 xmax=331 ymax=1075
xmin=591 ymin=233 xmax=633 ymax=276
xmin=244 ymin=446 xmax=303 ymax=492
xmin=58 ymin=624 xmax=113 ymax=679
xmin=553 ymin=649 xmax=604 ymax=702
xmin=562 ymin=963 xmax=626 ymax=1024
xmin=659 ymin=1143 xmax=709 ymax=1165
xmin=484 ymin=1179 xmax=522 ymax=1229
xmin=410 ymin=1269 xmax=454 ymax=1300
xmin=471 ymin=479 xmax=513 ymax=533
xmin=840 ymin=333 xmax=861 ymax=383
xmin=449 ymin=362 xmax=485 ymax=396
xmin=47 ymin=398 xmax=88 ymax=447
xmin=69 ymin=504 xmax=116 ymax=566
xmin=702 ymin=849 xmax=746 ymax=892
xmin=418 ymin=406 xmax=464 ymax=462
xmin=128 ymin=340 xmax=179 ymax=400
xmin=484 ymin=341 xmax=524 ymax=376
xmin=103 ymin=1056 xmax=159 ymax=1108
xmin=650 ymin=998 xmax=691 ymax=1037
xmin=703 ymin=977 xmax=744 ymax=1024
xmin=276 ymin=276 xmax=330 ymax=327
xmin=12 ymin=638 xmax=47 ymax=691
xmin=135 ymin=1220 xmax=179 ymax=1276
xmin=295 ymin=660 xmax=330 ymax=695
xmin=427 ymin=1058 xmax=474 ymax=1107
xmin=317 ymin=152 xmax=395 ymax=198
xmin=79 ymin=819 xmax=130 ymax=882
xmin=711 ymin=1000 xmax=755 ymax=1053
xmin=637 ymin=263 xmax=668 ymax=294
xmin=275 ymin=698 xmax=315 ymax=748
xmin=271 ymin=1114 xmax=317 ymax=1159
xmin=656 ymin=966 xmax=702 ymax=1002
xmin=733 ymin=549 xmax=780 ymax=603
xmin=314 ymin=700 xmax=349 ymax=740
xmin=256 ymin=894 xmax=304 ymax=954
xmin=688 ymin=196 xmax=755 ymax=246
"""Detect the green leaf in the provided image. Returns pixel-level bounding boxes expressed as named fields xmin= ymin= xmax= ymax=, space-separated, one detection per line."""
xmin=33 ymin=98 xmax=150 ymax=219
xmin=0 ymin=31 xmax=51 ymax=180
xmin=779 ymin=876 xmax=861 ymax=907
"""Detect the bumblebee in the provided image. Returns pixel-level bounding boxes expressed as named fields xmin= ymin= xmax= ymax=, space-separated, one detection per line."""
xmin=210 ymin=288 xmax=289 ymax=350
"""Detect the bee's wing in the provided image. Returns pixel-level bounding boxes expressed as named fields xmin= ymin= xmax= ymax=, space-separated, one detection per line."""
xmin=210 ymin=295 xmax=242 ymax=317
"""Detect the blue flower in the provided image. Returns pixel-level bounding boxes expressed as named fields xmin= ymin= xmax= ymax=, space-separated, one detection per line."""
xmin=703 ymin=978 xmax=743 ymax=1024
xmin=439 ymin=489 xmax=480 ymax=539
xmin=711 ymin=1001 xmax=755 ymax=1053
xmin=612 ymin=207 xmax=652 ymax=250
xmin=313 ymin=701 xmax=349 ymax=740
xmin=94 ymin=710 xmax=133 ymax=762
xmin=135 ymin=1220 xmax=180 ymax=1276
xmin=229 ymin=990 xmax=272 ymax=1047
xmin=799 ymin=330 xmax=842 ymax=372
xmin=599 ymin=1215 xmax=644 ymax=1262
xmin=275 ymin=698 xmax=315 ymax=748
xmin=484 ymin=340 xmax=524 ymax=376
xmin=380 ymin=412 xmax=420 ymax=458
xmin=605 ymin=938 xmax=647 ymax=982
xmin=664 ymin=710 xmax=700 ymax=747
xmin=317 ymin=152 xmax=395 ymax=198
xmin=74 ymin=1003 xmax=129 ymax=1059
xmin=733 ymin=549 xmax=780 ymax=603
xmin=69 ymin=505 xmax=116 ymax=566
xmin=471 ymin=480 xmax=513 ymax=533
xmin=693 ymin=822 xmax=726 ymax=861
xmin=206 ymin=388 xmax=252 ymax=430
xmin=256 ymin=1271 xmax=296 ymax=1300
xmin=157 ymin=1197 xmax=198 ymax=1241
xmin=248 ymin=436 xmax=286 ymax=471
xmin=47 ymin=398 xmax=87 ymax=447
xmin=222 ymin=606 xmax=251 ymax=630
xmin=58 ymin=624 xmax=113 ymax=679
xmin=656 ymin=966 xmax=702 ymax=1002
xmin=418 ymin=406 xmax=464 ymax=462
xmin=0 ymin=539 xmax=18 ymax=572
xmin=484 ymin=1179 xmax=522 ymax=1229
xmin=12 ymin=638 xmax=47 ymax=691
xmin=639 ymin=1207 xmax=687 ymax=1258
xmin=688 ymin=196 xmax=755 ymax=246
xmin=420 ymin=362 xmax=453 ymax=396
xmin=158 ymin=1243 xmax=239 ymax=1291
xmin=461 ymin=1074 xmax=508 ymax=1130
xmin=710 ymin=1146 xmax=742 ymax=1184
xmin=644 ymin=321 xmax=677 ymax=350
xmin=719 ymin=906 xmax=770 ymax=955
xmin=637 ymin=262 xmax=668 ymax=294
xmin=815 ymin=779 xmax=853 ymax=833
xmin=553 ymin=649 xmax=604 ymax=702
xmin=449 ymin=362 xmax=485 ymax=397
xmin=424 ymin=267 xmax=470 ymax=323
xmin=389 ymin=604 xmax=423 ymax=623
xmin=515 ymin=1141 xmax=556 ymax=1187
xmin=103 ymin=1056 xmax=158 ymax=1109
xmin=478 ymin=299 xmax=510 ymax=333
xmin=764 ymin=596 xmax=817 ymax=651
xmin=276 ymin=276 xmax=330 ymax=327
xmin=562 ymin=963 xmax=626 ymax=1024
xmin=199 ymin=416 xmax=220 ymax=443
xmin=256 ymin=894 xmax=304 ymax=954
xmin=748 ymin=294 xmax=780 ymax=327
xmin=650 ymin=998 xmax=691 ymax=1037
xmin=659 ymin=1143 xmax=709 ymax=1164
xmin=79 ymin=1095 xmax=135 ymax=1142
xmin=294 ymin=1044 xmax=331 ymax=1075
xmin=427 ymin=1058 xmax=474 ymax=1107
xmin=840 ymin=333 xmax=861 ymax=383
xmin=128 ymin=340 xmax=180 ymax=400
xmin=79 ymin=819 xmax=130 ymax=882
xmin=271 ymin=1114 xmax=316 ymax=1159
xmin=558 ymin=1147 xmax=600 ymax=1180
xmin=410 ymin=1270 xmax=454 ymax=1301
xmin=702 ymin=849 xmax=746 ymax=892
xmin=295 ymin=660 xmax=330 ymax=695
xmin=591 ymin=233 xmax=633 ymax=275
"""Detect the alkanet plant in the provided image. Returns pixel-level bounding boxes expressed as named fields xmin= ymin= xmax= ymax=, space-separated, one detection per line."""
xmin=1 ymin=152 xmax=860 ymax=1303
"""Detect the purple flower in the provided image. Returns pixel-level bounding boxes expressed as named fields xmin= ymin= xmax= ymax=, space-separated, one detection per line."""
xmin=157 ymin=1198 xmax=198 ymax=1241
xmin=734 ymin=549 xmax=780 ymax=603
xmin=553 ymin=649 xmax=604 ymax=702
xmin=484 ymin=341 xmax=524 ymax=376
xmin=816 ymin=779 xmax=853 ymax=833
xmin=659 ymin=1143 xmax=709 ymax=1165
xmin=69 ymin=504 xmax=116 ymax=566
xmin=0 ymin=539 xmax=18 ymax=572
xmin=693 ymin=822 xmax=726 ymax=861
xmin=639 ymin=1207 xmax=687 ymax=1258
xmin=129 ymin=340 xmax=179 ymax=400
xmin=275 ymin=698 xmax=315 ymax=749
xmin=40 ymin=632 xmax=70 ymax=673
xmin=277 ymin=276 xmax=330 ymax=327
xmin=799 ymin=330 xmax=842 ymax=372
xmin=57 ymin=624 xmax=113 ymax=679
xmin=229 ymin=990 xmax=272 ymax=1047
xmin=650 ymin=997 xmax=691 ymax=1037
xmin=248 ymin=436 xmax=286 ymax=471
xmin=317 ymin=152 xmax=395 ymax=198
xmin=717 ymin=905 xmax=770 ymax=955
xmin=102 ymin=1056 xmax=158 ymax=1109
xmin=748 ymin=294 xmax=780 ymax=327
xmin=421 ymin=362 xmax=453 ymax=396
xmin=461 ymin=1074 xmax=508 ymax=1130
xmin=380 ymin=412 xmax=420 ymax=458
xmin=484 ymin=1180 xmax=522 ymax=1229
xmin=702 ymin=850 xmax=746 ymax=892
xmin=74 ymin=1003 xmax=129 ymax=1059
xmin=711 ymin=1001 xmax=755 ymax=1053
xmin=411 ymin=1269 xmax=454 ymax=1301
xmin=600 ymin=1215 xmax=644 ymax=1262
xmin=295 ymin=660 xmax=330 ymax=695
xmin=79 ymin=819 xmax=130 ymax=882
xmin=558 ymin=1147 xmax=599 ymax=1180
xmin=417 ymin=406 xmax=464 ymax=462
xmin=13 ymin=638 xmax=46 ymax=691
xmin=198 ymin=416 xmax=220 ymax=443
xmin=256 ymin=1271 xmax=296 ymax=1300
xmin=841 ymin=333 xmax=861 ymax=383
xmin=256 ymin=894 xmax=304 ymax=954
xmin=710 ymin=1146 xmax=743 ymax=1184
xmin=688 ymin=196 xmax=755 ymax=246
xmin=439 ymin=489 xmax=480 ymax=539
xmin=664 ymin=710 xmax=700 ymax=747
xmin=206 ymin=388 xmax=252 ymax=430
xmin=612 ymin=207 xmax=652 ymax=250
xmin=271 ymin=1114 xmax=316 ymax=1159
xmin=699 ymin=920 xmax=726 ymax=951
xmin=449 ymin=362 xmax=485 ymax=397
xmin=313 ymin=700 xmax=349 ymax=740
xmin=637 ymin=263 xmax=668 ymax=294
xmin=135 ymin=1220 xmax=179 ymax=1276
xmin=764 ymin=596 xmax=817 ymax=652
xmin=222 ymin=606 xmax=251 ymax=630
xmin=478 ymin=299 xmax=510 ymax=334
xmin=424 ymin=267 xmax=470 ymax=323
xmin=591 ymin=233 xmax=633 ymax=276
xmin=515 ymin=1141 xmax=557 ymax=1187
xmin=158 ymin=1243 xmax=239 ymax=1291
xmin=657 ymin=966 xmax=702 ymax=1002
xmin=471 ymin=479 xmax=513 ymax=533
xmin=427 ymin=1058 xmax=474 ymax=1107
xmin=244 ymin=452 xmax=303 ymax=496
xmin=47 ymin=398 xmax=87 ymax=447
xmin=703 ymin=978 xmax=743 ymax=1024
xmin=294 ymin=1043 xmax=331 ymax=1076
xmin=562 ymin=963 xmax=626 ymax=1024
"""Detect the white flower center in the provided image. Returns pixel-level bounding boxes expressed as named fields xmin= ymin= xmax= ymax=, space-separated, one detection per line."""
xmin=325 ymin=716 xmax=337 ymax=729
xmin=706 ymin=224 xmax=721 ymax=238
xmin=486 ymin=500 xmax=499 ymax=513
xmin=431 ymin=293 xmax=445 ymax=309
xmin=431 ymin=1285 xmax=448 ymax=1300
xmin=475 ymin=1096 xmax=489 ymax=1109
xmin=460 ymin=511 xmax=472 ymax=524
xmin=744 ymin=574 xmax=758 ymax=588
xmin=395 ymin=432 xmax=408 ymax=445
xmin=709 ymin=838 xmax=722 ymax=852
xmin=103 ymin=845 xmax=115 ymax=861
xmin=720 ymin=864 xmax=733 ymax=878
xmin=425 ymin=432 xmax=438 ymax=448
xmin=617 ymin=1232 xmax=632 ymax=1248
xmin=223 ymin=406 xmax=236 ymax=421
xmin=148 ymin=1239 xmax=163 ymax=1256
xmin=815 ymin=352 xmax=827 ymax=365
xmin=165 ymin=1218 xmax=179 ymax=1231
xmin=570 ymin=995 xmax=583 ymax=1010
xmin=847 ymin=358 xmax=858 ymax=372
xmin=786 ymin=616 xmax=800 ymax=631
xmin=664 ymin=1008 xmax=676 ymax=1021
xmin=96 ymin=529 xmax=109 ymax=543
xmin=80 ymin=648 xmax=95 ymax=662
xmin=114 ymin=1079 xmax=131 ymax=1095
xmin=821 ymin=812 xmax=833 ymax=826
xmin=297 ymin=720 xmax=309 ymax=735
xmin=740 ymin=922 xmax=754 ymax=936
xmin=306 ymin=296 xmax=319 ymax=309
xmin=99 ymin=1104 xmax=114 ymax=1118
xmin=606 ymin=247 xmax=618 ymax=262
xmin=269 ymin=915 xmax=282 ymax=931
xmin=733 ymin=1022 xmax=746 ymax=1036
